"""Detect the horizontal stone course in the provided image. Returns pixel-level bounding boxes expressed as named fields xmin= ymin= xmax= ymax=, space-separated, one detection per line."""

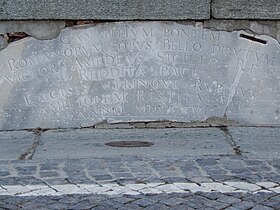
xmin=0 ymin=0 xmax=210 ymax=20
xmin=212 ymin=0 xmax=280 ymax=19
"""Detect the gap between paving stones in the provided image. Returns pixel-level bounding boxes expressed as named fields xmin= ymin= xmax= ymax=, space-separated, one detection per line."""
xmin=19 ymin=129 xmax=43 ymax=160
xmin=219 ymin=127 xmax=242 ymax=156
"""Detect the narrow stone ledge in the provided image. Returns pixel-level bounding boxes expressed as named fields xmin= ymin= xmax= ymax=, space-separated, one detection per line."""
xmin=0 ymin=0 xmax=210 ymax=20
xmin=212 ymin=0 xmax=280 ymax=20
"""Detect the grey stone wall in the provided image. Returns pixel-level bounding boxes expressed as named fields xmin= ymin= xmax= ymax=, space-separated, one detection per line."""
xmin=0 ymin=0 xmax=210 ymax=20
xmin=1 ymin=0 xmax=280 ymax=20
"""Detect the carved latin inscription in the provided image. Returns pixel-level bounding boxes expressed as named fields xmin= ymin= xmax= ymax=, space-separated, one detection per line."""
xmin=0 ymin=22 xmax=279 ymax=129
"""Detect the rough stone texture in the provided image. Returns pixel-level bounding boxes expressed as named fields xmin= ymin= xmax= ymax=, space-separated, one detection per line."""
xmin=229 ymin=127 xmax=280 ymax=159
xmin=0 ymin=21 xmax=65 ymax=40
xmin=0 ymin=35 xmax=7 ymax=50
xmin=0 ymin=131 xmax=34 ymax=160
xmin=0 ymin=22 xmax=280 ymax=129
xmin=0 ymin=0 xmax=210 ymax=20
xmin=32 ymin=128 xmax=233 ymax=159
xmin=212 ymin=0 xmax=280 ymax=19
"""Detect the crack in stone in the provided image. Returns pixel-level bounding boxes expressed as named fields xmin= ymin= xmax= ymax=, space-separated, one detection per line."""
xmin=220 ymin=127 xmax=242 ymax=156
xmin=223 ymin=42 xmax=253 ymax=118
xmin=19 ymin=128 xmax=42 ymax=160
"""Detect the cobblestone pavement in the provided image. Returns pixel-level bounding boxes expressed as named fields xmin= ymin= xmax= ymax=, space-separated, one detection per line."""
xmin=0 ymin=127 xmax=279 ymax=209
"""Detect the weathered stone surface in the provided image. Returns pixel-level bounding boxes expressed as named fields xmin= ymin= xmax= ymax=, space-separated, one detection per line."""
xmin=212 ymin=0 xmax=280 ymax=19
xmin=0 ymin=22 xmax=280 ymax=129
xmin=0 ymin=0 xmax=210 ymax=20
xmin=0 ymin=21 xmax=65 ymax=40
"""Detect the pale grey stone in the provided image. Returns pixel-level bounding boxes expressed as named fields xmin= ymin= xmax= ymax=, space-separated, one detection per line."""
xmin=228 ymin=127 xmax=280 ymax=159
xmin=0 ymin=22 xmax=279 ymax=129
xmin=32 ymin=128 xmax=234 ymax=159
xmin=0 ymin=131 xmax=34 ymax=160
xmin=0 ymin=0 xmax=210 ymax=20
xmin=0 ymin=21 xmax=65 ymax=40
xmin=212 ymin=0 xmax=280 ymax=19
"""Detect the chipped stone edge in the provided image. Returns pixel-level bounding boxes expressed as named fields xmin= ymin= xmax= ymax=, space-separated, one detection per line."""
xmin=0 ymin=20 xmax=280 ymax=48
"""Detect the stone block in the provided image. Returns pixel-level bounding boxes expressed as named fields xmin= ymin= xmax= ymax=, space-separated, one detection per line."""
xmin=212 ymin=0 xmax=280 ymax=19
xmin=0 ymin=22 xmax=279 ymax=129
xmin=0 ymin=0 xmax=210 ymax=20
xmin=32 ymin=128 xmax=233 ymax=159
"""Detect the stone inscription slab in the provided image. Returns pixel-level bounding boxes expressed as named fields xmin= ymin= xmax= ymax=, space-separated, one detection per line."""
xmin=0 ymin=22 xmax=280 ymax=129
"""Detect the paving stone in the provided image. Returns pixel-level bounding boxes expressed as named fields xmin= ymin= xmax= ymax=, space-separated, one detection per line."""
xmin=39 ymin=163 xmax=60 ymax=171
xmin=174 ymin=183 xmax=209 ymax=192
xmin=270 ymin=186 xmax=280 ymax=193
xmin=256 ymin=182 xmax=278 ymax=189
xmin=196 ymin=158 xmax=218 ymax=166
xmin=145 ymin=203 xmax=170 ymax=210
xmin=162 ymin=177 xmax=187 ymax=184
xmin=20 ymin=187 xmax=58 ymax=196
xmin=251 ymin=204 xmax=274 ymax=210
xmin=53 ymin=184 xmax=90 ymax=194
xmin=44 ymin=178 xmax=69 ymax=185
xmin=242 ymin=192 xmax=273 ymax=204
xmin=119 ymin=203 xmax=143 ymax=210
xmin=263 ymin=195 xmax=280 ymax=209
xmin=155 ymin=184 xmax=185 ymax=193
xmin=112 ymin=173 xmax=134 ymax=179
xmin=201 ymin=183 xmax=236 ymax=193
xmin=39 ymin=171 xmax=60 ymax=178
xmin=125 ymin=184 xmax=147 ymax=191
xmin=16 ymin=176 xmax=44 ymax=185
xmin=0 ymin=171 xmax=10 ymax=177
xmin=138 ymin=187 xmax=163 ymax=194
xmin=111 ymin=196 xmax=136 ymax=204
xmin=4 ymin=185 xmax=31 ymax=195
xmin=160 ymin=197 xmax=186 ymax=206
xmin=224 ymin=207 xmax=241 ymax=210
xmin=225 ymin=182 xmax=261 ymax=192
xmin=132 ymin=198 xmax=156 ymax=207
xmin=92 ymin=174 xmax=114 ymax=181
xmin=70 ymin=199 xmax=95 ymax=209
xmin=216 ymin=194 xmax=241 ymax=204
xmin=232 ymin=201 xmax=256 ymax=209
